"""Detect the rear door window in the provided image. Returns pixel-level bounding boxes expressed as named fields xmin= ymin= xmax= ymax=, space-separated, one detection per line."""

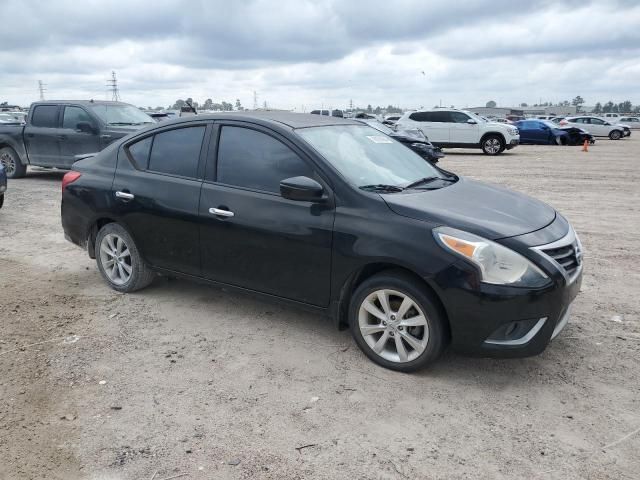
xmin=147 ymin=126 xmax=205 ymax=178
xmin=216 ymin=126 xmax=313 ymax=194
xmin=30 ymin=105 xmax=59 ymax=128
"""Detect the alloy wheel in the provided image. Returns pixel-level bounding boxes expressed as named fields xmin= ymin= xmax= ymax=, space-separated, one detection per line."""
xmin=99 ymin=233 xmax=133 ymax=285
xmin=0 ymin=152 xmax=16 ymax=176
xmin=484 ymin=138 xmax=501 ymax=154
xmin=358 ymin=289 xmax=429 ymax=363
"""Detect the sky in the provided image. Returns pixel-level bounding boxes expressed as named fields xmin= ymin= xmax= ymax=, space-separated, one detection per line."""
xmin=1 ymin=0 xmax=639 ymax=111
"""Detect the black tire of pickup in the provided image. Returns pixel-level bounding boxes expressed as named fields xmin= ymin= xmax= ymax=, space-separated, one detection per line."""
xmin=0 ymin=147 xmax=27 ymax=179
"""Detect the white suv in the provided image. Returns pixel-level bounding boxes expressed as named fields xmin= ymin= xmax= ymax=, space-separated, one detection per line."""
xmin=395 ymin=109 xmax=520 ymax=155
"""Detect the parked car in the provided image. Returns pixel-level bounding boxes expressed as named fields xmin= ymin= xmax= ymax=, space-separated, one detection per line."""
xmin=560 ymin=116 xmax=627 ymax=139
xmin=515 ymin=120 xmax=569 ymax=145
xmin=0 ymin=162 xmax=6 ymax=208
xmin=0 ymin=100 xmax=154 ymax=178
xmin=61 ymin=112 xmax=582 ymax=372
xmin=618 ymin=116 xmax=640 ymax=129
xmin=0 ymin=113 xmax=23 ymax=125
xmin=396 ymin=108 xmax=519 ymax=155
xmin=356 ymin=119 xmax=445 ymax=164
xmin=514 ymin=119 xmax=595 ymax=146
xmin=382 ymin=114 xmax=402 ymax=126
xmin=310 ymin=109 xmax=343 ymax=118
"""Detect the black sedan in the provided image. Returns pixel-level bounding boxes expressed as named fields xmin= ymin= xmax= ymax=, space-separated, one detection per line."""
xmin=356 ymin=119 xmax=444 ymax=164
xmin=62 ymin=112 xmax=582 ymax=372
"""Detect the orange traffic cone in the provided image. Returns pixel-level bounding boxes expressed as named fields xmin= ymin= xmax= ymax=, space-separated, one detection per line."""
xmin=582 ymin=139 xmax=589 ymax=152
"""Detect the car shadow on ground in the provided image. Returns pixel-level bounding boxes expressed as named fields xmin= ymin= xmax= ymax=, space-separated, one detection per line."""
xmin=130 ymin=274 xmax=558 ymax=389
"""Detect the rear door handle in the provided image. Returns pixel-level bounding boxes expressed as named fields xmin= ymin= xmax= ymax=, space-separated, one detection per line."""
xmin=115 ymin=191 xmax=135 ymax=200
xmin=209 ymin=207 xmax=234 ymax=218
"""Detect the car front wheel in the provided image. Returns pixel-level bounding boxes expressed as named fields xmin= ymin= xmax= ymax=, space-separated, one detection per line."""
xmin=349 ymin=271 xmax=447 ymax=372
xmin=481 ymin=135 xmax=505 ymax=155
xmin=95 ymin=223 xmax=155 ymax=293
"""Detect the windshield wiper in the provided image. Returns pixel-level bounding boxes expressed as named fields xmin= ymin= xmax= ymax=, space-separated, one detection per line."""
xmin=404 ymin=176 xmax=455 ymax=189
xmin=359 ymin=184 xmax=404 ymax=193
xmin=108 ymin=122 xmax=136 ymax=125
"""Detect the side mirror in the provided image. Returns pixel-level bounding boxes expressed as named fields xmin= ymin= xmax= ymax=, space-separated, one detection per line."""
xmin=280 ymin=176 xmax=325 ymax=202
xmin=76 ymin=122 xmax=96 ymax=134
xmin=604 ymin=122 xmax=611 ymax=126
xmin=466 ymin=119 xmax=477 ymax=124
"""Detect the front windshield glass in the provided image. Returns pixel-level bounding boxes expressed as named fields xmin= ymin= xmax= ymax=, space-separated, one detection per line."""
xmin=463 ymin=110 xmax=487 ymax=123
xmin=297 ymin=125 xmax=444 ymax=188
xmin=361 ymin=120 xmax=394 ymax=135
xmin=90 ymin=104 xmax=154 ymax=125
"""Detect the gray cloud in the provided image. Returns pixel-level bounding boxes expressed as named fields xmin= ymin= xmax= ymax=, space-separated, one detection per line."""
xmin=1 ymin=0 xmax=639 ymax=108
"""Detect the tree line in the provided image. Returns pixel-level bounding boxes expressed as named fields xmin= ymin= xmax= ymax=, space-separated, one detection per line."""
xmin=514 ymin=96 xmax=638 ymax=114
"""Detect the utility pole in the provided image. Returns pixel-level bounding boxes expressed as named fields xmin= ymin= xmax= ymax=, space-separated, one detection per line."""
xmin=106 ymin=71 xmax=120 ymax=101
xmin=38 ymin=80 xmax=46 ymax=101
xmin=253 ymin=91 xmax=258 ymax=110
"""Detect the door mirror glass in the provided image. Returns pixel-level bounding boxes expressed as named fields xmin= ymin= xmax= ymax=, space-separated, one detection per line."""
xmin=466 ymin=119 xmax=477 ymax=124
xmin=76 ymin=121 xmax=96 ymax=134
xmin=280 ymin=176 xmax=325 ymax=202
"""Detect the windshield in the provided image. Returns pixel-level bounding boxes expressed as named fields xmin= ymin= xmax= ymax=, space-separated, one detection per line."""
xmin=297 ymin=125 xmax=444 ymax=189
xmin=89 ymin=104 xmax=154 ymax=125
xmin=462 ymin=110 xmax=487 ymax=123
xmin=541 ymin=120 xmax=559 ymax=129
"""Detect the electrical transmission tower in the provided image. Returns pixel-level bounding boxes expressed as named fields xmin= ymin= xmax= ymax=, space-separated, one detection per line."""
xmin=253 ymin=91 xmax=258 ymax=110
xmin=38 ymin=80 xmax=47 ymax=101
xmin=106 ymin=71 xmax=120 ymax=101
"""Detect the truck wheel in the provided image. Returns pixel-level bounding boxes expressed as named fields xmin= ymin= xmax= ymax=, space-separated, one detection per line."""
xmin=0 ymin=147 xmax=27 ymax=179
xmin=481 ymin=135 xmax=504 ymax=155
xmin=609 ymin=130 xmax=622 ymax=140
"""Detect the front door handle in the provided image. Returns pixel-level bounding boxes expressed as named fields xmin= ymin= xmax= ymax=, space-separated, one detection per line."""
xmin=115 ymin=191 xmax=135 ymax=200
xmin=209 ymin=207 xmax=234 ymax=218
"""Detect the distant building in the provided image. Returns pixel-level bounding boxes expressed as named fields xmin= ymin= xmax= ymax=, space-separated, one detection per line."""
xmin=470 ymin=105 xmax=577 ymax=118
xmin=469 ymin=107 xmax=523 ymax=117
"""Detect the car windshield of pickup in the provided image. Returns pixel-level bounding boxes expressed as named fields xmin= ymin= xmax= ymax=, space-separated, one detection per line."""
xmin=89 ymin=104 xmax=154 ymax=126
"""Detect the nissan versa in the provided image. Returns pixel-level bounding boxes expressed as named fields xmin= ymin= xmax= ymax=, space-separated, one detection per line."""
xmin=61 ymin=112 xmax=583 ymax=372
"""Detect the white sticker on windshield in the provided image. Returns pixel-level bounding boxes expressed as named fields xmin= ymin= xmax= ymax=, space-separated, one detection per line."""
xmin=366 ymin=135 xmax=393 ymax=144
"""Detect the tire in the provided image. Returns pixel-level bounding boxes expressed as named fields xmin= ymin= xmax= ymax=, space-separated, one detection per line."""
xmin=609 ymin=130 xmax=622 ymax=140
xmin=0 ymin=147 xmax=27 ymax=179
xmin=481 ymin=135 xmax=505 ymax=155
xmin=349 ymin=270 xmax=447 ymax=372
xmin=0 ymin=194 xmax=4 ymax=209
xmin=95 ymin=223 xmax=155 ymax=293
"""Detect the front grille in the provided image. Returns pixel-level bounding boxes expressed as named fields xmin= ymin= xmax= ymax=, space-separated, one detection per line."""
xmin=541 ymin=241 xmax=581 ymax=277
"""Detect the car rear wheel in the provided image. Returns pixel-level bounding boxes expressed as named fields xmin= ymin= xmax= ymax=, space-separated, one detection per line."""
xmin=349 ymin=271 xmax=447 ymax=372
xmin=95 ymin=223 xmax=155 ymax=293
xmin=481 ymin=135 xmax=504 ymax=155
xmin=609 ymin=130 xmax=622 ymax=140
xmin=0 ymin=147 xmax=27 ymax=179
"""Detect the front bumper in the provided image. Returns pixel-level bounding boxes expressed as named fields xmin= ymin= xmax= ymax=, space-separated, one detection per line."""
xmin=505 ymin=138 xmax=519 ymax=150
xmin=431 ymin=225 xmax=582 ymax=358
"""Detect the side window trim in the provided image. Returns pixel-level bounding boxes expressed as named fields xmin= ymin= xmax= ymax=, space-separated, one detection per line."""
xmin=30 ymin=104 xmax=62 ymax=129
xmin=122 ymin=122 xmax=212 ymax=180
xmin=205 ymin=121 xmax=327 ymax=197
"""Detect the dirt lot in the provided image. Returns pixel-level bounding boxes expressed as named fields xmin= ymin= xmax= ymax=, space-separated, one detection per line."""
xmin=1 ymin=137 xmax=639 ymax=480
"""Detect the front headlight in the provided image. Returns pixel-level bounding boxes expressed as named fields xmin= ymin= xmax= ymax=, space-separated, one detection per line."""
xmin=433 ymin=227 xmax=549 ymax=287
xmin=509 ymin=128 xmax=519 ymax=135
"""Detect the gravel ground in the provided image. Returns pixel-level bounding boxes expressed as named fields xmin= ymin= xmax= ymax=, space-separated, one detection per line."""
xmin=1 ymin=138 xmax=639 ymax=480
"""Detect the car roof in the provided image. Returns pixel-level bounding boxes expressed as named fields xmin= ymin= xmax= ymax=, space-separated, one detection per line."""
xmin=31 ymin=100 xmax=133 ymax=107
xmin=144 ymin=111 xmax=361 ymax=129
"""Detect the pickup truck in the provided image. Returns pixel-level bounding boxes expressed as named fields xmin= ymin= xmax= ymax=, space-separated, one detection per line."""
xmin=0 ymin=100 xmax=154 ymax=178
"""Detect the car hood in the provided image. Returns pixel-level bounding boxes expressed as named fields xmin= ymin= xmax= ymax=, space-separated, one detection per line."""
xmin=382 ymin=177 xmax=556 ymax=240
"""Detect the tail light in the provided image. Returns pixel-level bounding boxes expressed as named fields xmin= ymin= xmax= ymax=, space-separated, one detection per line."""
xmin=62 ymin=171 xmax=82 ymax=193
